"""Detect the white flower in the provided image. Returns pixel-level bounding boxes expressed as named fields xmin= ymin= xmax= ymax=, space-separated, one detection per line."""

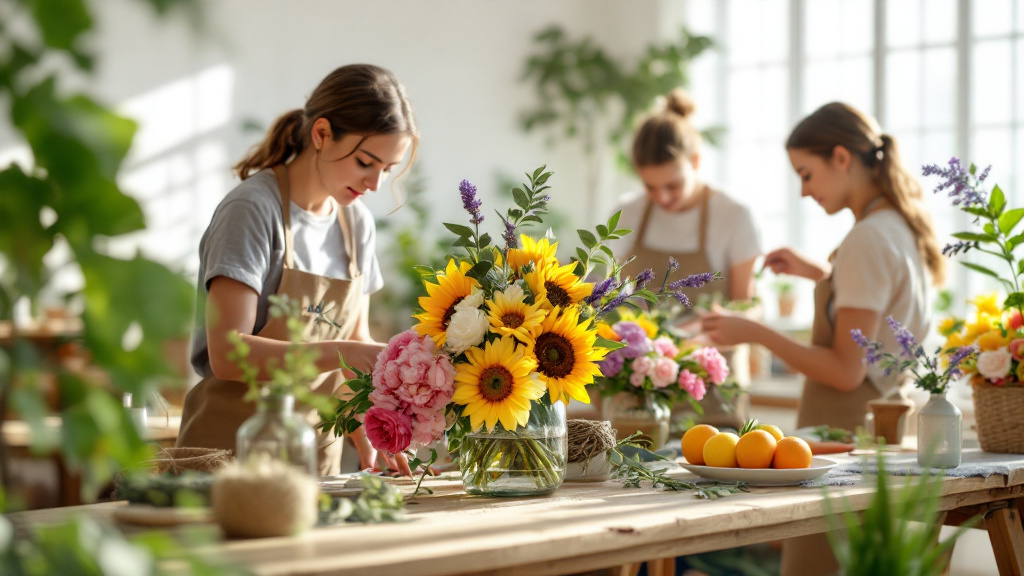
xmin=455 ymin=288 xmax=484 ymax=311
xmin=501 ymin=283 xmax=526 ymax=303
xmin=977 ymin=349 xmax=1013 ymax=381
xmin=445 ymin=307 xmax=489 ymax=355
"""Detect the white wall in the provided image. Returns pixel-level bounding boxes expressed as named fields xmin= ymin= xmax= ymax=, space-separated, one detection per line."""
xmin=62 ymin=0 xmax=683 ymax=281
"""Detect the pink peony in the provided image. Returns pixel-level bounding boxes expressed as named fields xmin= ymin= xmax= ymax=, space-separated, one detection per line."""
xmin=678 ymin=369 xmax=707 ymax=401
xmin=692 ymin=347 xmax=729 ymax=385
xmin=1010 ymin=339 xmax=1024 ymax=361
xmin=631 ymin=355 xmax=655 ymax=377
xmin=652 ymin=336 xmax=679 ymax=359
xmin=394 ymin=355 xmax=455 ymax=410
xmin=408 ymin=405 xmax=447 ymax=448
xmin=364 ymin=407 xmax=412 ymax=453
xmin=629 ymin=372 xmax=647 ymax=388
xmin=372 ymin=329 xmax=455 ymax=409
xmin=651 ymin=357 xmax=679 ymax=389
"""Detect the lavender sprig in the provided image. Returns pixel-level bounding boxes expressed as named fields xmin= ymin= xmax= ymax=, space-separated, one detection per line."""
xmin=921 ymin=157 xmax=987 ymax=207
xmin=459 ymin=179 xmax=483 ymax=225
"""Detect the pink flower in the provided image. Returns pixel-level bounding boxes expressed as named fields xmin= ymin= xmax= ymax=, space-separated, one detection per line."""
xmin=692 ymin=347 xmax=729 ymax=385
xmin=408 ymin=405 xmax=447 ymax=447
xmin=1010 ymin=339 xmax=1024 ymax=361
xmin=977 ymin=349 xmax=1012 ymax=381
xmin=631 ymin=356 xmax=655 ymax=377
xmin=629 ymin=372 xmax=647 ymax=388
xmin=364 ymin=407 xmax=412 ymax=453
xmin=651 ymin=357 xmax=679 ymax=389
xmin=652 ymin=336 xmax=679 ymax=359
xmin=394 ymin=355 xmax=455 ymax=410
xmin=678 ymin=369 xmax=707 ymax=401
xmin=1010 ymin=310 xmax=1024 ymax=331
xmin=372 ymin=329 xmax=455 ymax=409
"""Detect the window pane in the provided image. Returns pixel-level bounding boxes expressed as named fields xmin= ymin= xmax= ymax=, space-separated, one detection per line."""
xmin=805 ymin=0 xmax=873 ymax=59
xmin=922 ymin=48 xmax=956 ymax=128
xmin=728 ymin=66 xmax=788 ymax=138
xmin=728 ymin=0 xmax=788 ymax=65
xmin=1019 ymin=39 xmax=1024 ymax=121
xmin=684 ymin=0 xmax=718 ymax=36
xmin=1016 ymin=127 xmax=1024 ymax=204
xmin=972 ymin=40 xmax=1014 ymax=125
xmin=920 ymin=129 xmax=956 ymax=173
xmin=690 ymin=52 xmax=721 ymax=122
xmin=971 ymin=128 xmax=1013 ymax=189
xmin=887 ymin=0 xmax=921 ymax=48
xmin=974 ymin=0 xmax=1013 ymax=38
xmin=804 ymin=57 xmax=873 ymax=114
xmin=923 ymin=0 xmax=957 ymax=44
xmin=886 ymin=51 xmax=922 ymax=129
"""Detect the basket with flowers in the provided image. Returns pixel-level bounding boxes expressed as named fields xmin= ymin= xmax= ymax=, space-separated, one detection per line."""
xmin=595 ymin=307 xmax=731 ymax=449
xmin=320 ymin=167 xmax=717 ymax=495
xmin=924 ymin=158 xmax=1024 ymax=453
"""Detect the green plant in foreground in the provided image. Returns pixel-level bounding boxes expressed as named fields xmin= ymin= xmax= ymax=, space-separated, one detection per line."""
xmin=825 ymin=451 xmax=977 ymax=576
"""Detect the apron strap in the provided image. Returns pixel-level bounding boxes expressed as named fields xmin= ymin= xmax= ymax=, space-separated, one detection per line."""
xmin=336 ymin=204 xmax=360 ymax=279
xmin=273 ymin=165 xmax=297 ymax=270
xmin=697 ymin=185 xmax=712 ymax=254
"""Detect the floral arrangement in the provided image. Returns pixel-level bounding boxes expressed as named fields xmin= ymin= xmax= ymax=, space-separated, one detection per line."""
xmin=596 ymin=309 xmax=730 ymax=412
xmin=852 ymin=316 xmax=976 ymax=394
xmin=922 ymin=158 xmax=1024 ymax=388
xmin=320 ymin=167 xmax=717 ymax=489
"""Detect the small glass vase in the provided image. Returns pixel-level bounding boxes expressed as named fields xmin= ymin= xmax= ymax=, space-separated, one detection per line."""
xmin=602 ymin=392 xmax=670 ymax=450
xmin=917 ymin=393 xmax=961 ymax=468
xmin=236 ymin=393 xmax=317 ymax=475
xmin=459 ymin=401 xmax=567 ymax=497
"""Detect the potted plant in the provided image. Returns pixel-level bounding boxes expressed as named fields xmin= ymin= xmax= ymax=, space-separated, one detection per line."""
xmin=774 ymin=277 xmax=797 ymax=318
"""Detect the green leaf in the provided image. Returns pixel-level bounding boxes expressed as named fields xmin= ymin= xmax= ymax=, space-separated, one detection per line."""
xmin=984 ymin=223 xmax=997 ymax=236
xmin=1004 ymin=293 xmax=1024 ymax=308
xmin=608 ymin=211 xmax=621 ymax=231
xmin=466 ymin=260 xmax=492 ymax=282
xmin=577 ymin=229 xmax=598 ymax=249
xmin=951 ymin=232 xmax=997 ymax=242
xmin=30 ymin=0 xmax=93 ymax=53
xmin=1000 ymin=208 xmax=1024 ymax=235
xmin=595 ymin=336 xmax=626 ymax=351
xmin=478 ymin=233 xmax=491 ymax=248
xmin=596 ymin=224 xmax=608 ymax=238
xmin=443 ymin=222 xmax=474 ymax=238
xmin=575 ymin=247 xmax=588 ymax=265
xmin=1017 ymin=259 xmax=1024 ymax=277
xmin=990 ymin=185 xmax=1006 ymax=215
xmin=965 ymin=206 xmax=989 ymax=218
xmin=960 ymin=261 xmax=1003 ymax=281
xmin=512 ymin=188 xmax=530 ymax=210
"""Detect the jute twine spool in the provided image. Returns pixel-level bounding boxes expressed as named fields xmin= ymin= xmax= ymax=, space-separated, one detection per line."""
xmin=211 ymin=458 xmax=319 ymax=538
xmin=567 ymin=419 xmax=617 ymax=464
xmin=147 ymin=447 xmax=232 ymax=475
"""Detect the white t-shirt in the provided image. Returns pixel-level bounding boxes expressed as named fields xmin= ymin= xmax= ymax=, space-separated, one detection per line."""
xmin=831 ymin=209 xmax=932 ymax=395
xmin=607 ymin=190 xmax=763 ymax=275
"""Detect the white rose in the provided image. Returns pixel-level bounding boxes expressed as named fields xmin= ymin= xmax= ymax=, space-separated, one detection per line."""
xmin=455 ymin=288 xmax=484 ymax=311
xmin=502 ymin=284 xmax=526 ymax=303
xmin=445 ymin=307 xmax=489 ymax=355
xmin=977 ymin=349 xmax=1013 ymax=381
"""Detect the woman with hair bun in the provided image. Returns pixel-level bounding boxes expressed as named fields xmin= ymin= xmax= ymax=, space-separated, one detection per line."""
xmin=608 ymin=88 xmax=763 ymax=428
xmin=702 ymin=102 xmax=945 ymax=576
xmin=177 ymin=64 xmax=418 ymax=476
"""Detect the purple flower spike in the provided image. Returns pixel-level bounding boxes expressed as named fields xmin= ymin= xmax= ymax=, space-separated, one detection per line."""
xmin=635 ymin=268 xmax=655 ymax=290
xmin=886 ymin=316 xmax=922 ymax=359
xmin=503 ymin=219 xmax=517 ymax=250
xmin=669 ymin=272 xmax=717 ymax=291
xmin=921 ymin=157 xmax=987 ymax=207
xmin=667 ymin=257 xmax=679 ymax=272
xmin=946 ymin=344 xmax=978 ymax=377
xmin=585 ymin=277 xmax=617 ymax=305
xmin=599 ymin=293 xmax=628 ymax=314
xmin=671 ymin=290 xmax=692 ymax=308
xmin=459 ymin=179 xmax=484 ymax=225
xmin=850 ymin=329 xmax=883 ymax=365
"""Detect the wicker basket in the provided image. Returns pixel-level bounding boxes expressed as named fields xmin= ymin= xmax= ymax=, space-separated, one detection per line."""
xmin=972 ymin=384 xmax=1024 ymax=453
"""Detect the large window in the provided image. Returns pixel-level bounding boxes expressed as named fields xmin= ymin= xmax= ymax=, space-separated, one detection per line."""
xmin=685 ymin=0 xmax=1024 ymax=315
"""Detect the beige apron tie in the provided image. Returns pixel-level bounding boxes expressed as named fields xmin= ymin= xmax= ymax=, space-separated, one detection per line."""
xmin=178 ymin=165 xmax=365 ymax=476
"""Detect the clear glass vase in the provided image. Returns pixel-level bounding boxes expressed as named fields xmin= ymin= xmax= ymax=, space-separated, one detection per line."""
xmin=917 ymin=393 xmax=961 ymax=468
xmin=459 ymin=401 xmax=567 ymax=497
xmin=602 ymin=392 xmax=670 ymax=450
xmin=236 ymin=393 xmax=317 ymax=475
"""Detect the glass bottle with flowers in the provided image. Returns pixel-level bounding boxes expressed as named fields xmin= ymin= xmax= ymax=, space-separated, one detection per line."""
xmin=922 ymin=158 xmax=1024 ymax=453
xmin=321 ymin=167 xmax=715 ymax=497
xmin=852 ymin=317 xmax=976 ymax=468
xmin=596 ymin=299 xmax=731 ymax=450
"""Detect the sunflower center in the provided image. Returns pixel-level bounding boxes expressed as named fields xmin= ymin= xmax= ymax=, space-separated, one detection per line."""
xmin=479 ymin=366 xmax=515 ymax=402
xmin=535 ymin=333 xmax=575 ymax=378
xmin=501 ymin=312 xmax=525 ymax=329
xmin=442 ymin=296 xmax=465 ymax=328
xmin=544 ymin=281 xmax=572 ymax=308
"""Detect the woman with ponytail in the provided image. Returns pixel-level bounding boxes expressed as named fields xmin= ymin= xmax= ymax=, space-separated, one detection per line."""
xmin=702 ymin=102 xmax=944 ymax=576
xmin=177 ymin=64 xmax=419 ymax=476
xmin=605 ymin=88 xmax=763 ymax=428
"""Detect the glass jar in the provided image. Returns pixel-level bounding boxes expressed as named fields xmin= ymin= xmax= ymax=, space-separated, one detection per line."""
xmin=917 ymin=393 xmax=961 ymax=468
xmin=460 ymin=401 xmax=567 ymax=497
xmin=602 ymin=392 xmax=670 ymax=450
xmin=236 ymin=393 xmax=317 ymax=475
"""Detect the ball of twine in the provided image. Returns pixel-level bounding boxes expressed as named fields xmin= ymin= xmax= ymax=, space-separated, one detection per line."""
xmin=567 ymin=419 xmax=617 ymax=463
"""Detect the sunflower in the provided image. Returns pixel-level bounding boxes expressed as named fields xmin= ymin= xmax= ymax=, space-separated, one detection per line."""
xmin=452 ymin=336 xmax=546 ymax=432
xmin=525 ymin=262 xmax=593 ymax=312
xmin=531 ymin=307 xmax=607 ymax=404
xmin=972 ymin=293 xmax=1001 ymax=318
xmin=507 ymin=234 xmax=559 ymax=272
xmin=597 ymin=321 xmax=621 ymax=342
xmin=487 ymin=284 xmax=547 ymax=345
xmin=414 ymin=259 xmax=480 ymax=347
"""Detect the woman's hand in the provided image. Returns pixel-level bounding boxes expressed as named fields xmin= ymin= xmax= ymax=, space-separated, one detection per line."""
xmin=762 ymin=247 xmax=831 ymax=282
xmin=701 ymin=310 xmax=759 ymax=347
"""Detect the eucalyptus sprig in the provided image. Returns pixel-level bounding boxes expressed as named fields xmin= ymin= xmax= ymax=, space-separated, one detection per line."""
xmin=609 ymin=432 xmax=747 ymax=499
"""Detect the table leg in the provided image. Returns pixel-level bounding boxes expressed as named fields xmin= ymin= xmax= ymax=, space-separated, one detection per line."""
xmin=987 ymin=506 xmax=1024 ymax=576
xmin=611 ymin=563 xmax=640 ymax=576
xmin=646 ymin=558 xmax=675 ymax=576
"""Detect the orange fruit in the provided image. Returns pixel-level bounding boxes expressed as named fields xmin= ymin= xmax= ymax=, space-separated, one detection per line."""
xmin=682 ymin=424 xmax=719 ymax=465
xmin=735 ymin=429 xmax=778 ymax=469
xmin=756 ymin=424 xmax=784 ymax=442
xmin=773 ymin=436 xmax=813 ymax=469
xmin=703 ymin=432 xmax=740 ymax=468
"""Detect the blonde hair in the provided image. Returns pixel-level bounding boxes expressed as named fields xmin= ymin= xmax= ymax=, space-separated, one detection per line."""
xmin=234 ymin=64 xmax=419 ymax=186
xmin=787 ymin=102 xmax=945 ymax=285
xmin=631 ymin=88 xmax=702 ymax=167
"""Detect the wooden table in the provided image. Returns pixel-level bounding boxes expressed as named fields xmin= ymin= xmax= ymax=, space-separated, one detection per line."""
xmin=7 ymin=454 xmax=1024 ymax=576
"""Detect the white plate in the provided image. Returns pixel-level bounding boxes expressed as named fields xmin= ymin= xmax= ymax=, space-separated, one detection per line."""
xmin=678 ymin=457 xmax=837 ymax=486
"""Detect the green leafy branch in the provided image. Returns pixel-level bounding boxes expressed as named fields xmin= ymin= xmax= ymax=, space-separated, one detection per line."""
xmin=609 ymin=433 xmax=746 ymax=499
xmin=572 ymin=210 xmax=633 ymax=280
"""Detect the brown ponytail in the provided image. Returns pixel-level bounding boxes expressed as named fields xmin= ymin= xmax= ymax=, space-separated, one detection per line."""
xmin=233 ymin=64 xmax=419 ymax=183
xmin=786 ymin=103 xmax=946 ymax=285
xmin=632 ymin=88 xmax=702 ymax=167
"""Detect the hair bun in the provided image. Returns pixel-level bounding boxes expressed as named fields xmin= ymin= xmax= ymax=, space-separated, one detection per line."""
xmin=664 ymin=88 xmax=696 ymax=118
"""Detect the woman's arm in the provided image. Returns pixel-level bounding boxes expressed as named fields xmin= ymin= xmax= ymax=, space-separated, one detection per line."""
xmin=205 ymin=276 xmax=384 ymax=381
xmin=702 ymin=307 xmax=881 ymax=391
xmin=348 ymin=293 xmax=375 ymax=343
xmin=728 ymin=256 xmax=758 ymax=301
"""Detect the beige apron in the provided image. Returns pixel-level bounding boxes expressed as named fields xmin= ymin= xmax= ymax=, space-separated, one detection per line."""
xmin=177 ymin=165 xmax=364 ymax=476
xmin=780 ymin=257 xmax=881 ymax=576
xmin=621 ymin=187 xmax=750 ymax=430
